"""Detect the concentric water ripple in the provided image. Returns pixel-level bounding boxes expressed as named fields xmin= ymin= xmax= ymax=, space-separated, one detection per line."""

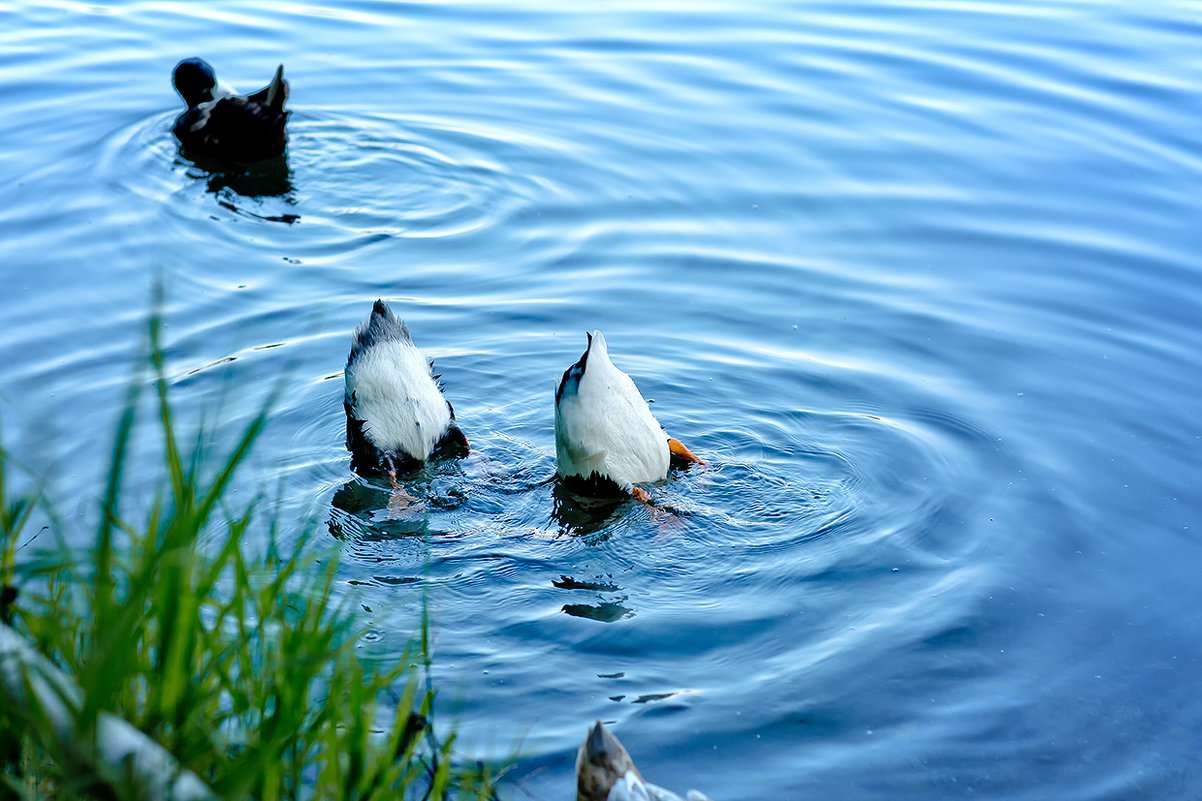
xmin=98 ymin=107 xmax=548 ymax=252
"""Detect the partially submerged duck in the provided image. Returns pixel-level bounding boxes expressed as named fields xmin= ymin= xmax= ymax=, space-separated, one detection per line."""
xmin=576 ymin=721 xmax=712 ymax=801
xmin=171 ymin=57 xmax=289 ymax=163
xmin=344 ymin=300 xmax=468 ymax=484
xmin=554 ymin=331 xmax=701 ymax=503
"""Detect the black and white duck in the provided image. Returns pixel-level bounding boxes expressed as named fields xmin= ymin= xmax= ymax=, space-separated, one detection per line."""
xmin=554 ymin=331 xmax=700 ymax=503
xmin=576 ymin=721 xmax=713 ymax=801
xmin=171 ymin=57 xmax=289 ymax=163
xmin=344 ymin=300 xmax=468 ymax=484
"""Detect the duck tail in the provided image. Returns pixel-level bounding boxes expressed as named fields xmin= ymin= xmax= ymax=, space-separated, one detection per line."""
xmin=576 ymin=722 xmax=642 ymax=801
xmin=265 ymin=65 xmax=288 ymax=113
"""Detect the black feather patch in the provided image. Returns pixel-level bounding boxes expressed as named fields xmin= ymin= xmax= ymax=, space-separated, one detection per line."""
xmin=559 ymin=471 xmax=625 ymax=498
xmin=555 ymin=333 xmax=593 ymax=405
xmin=430 ymin=424 xmax=469 ymax=459
xmin=346 ymin=300 xmax=414 ymax=370
xmin=345 ymin=400 xmax=424 ymax=477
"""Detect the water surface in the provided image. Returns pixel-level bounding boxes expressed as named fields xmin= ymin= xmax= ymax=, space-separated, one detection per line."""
xmin=2 ymin=1 xmax=1200 ymax=798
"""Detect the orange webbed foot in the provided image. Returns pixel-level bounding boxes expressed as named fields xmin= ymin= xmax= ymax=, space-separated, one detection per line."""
xmin=386 ymin=468 xmax=421 ymax=514
xmin=667 ymin=437 xmax=703 ymax=465
xmin=631 ymin=486 xmax=671 ymax=524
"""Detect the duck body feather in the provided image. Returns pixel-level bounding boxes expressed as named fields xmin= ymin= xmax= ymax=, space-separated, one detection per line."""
xmin=576 ymin=721 xmax=712 ymax=801
xmin=171 ymin=58 xmax=289 ymax=163
xmin=344 ymin=301 xmax=466 ymax=476
xmin=607 ymin=773 xmax=710 ymax=801
xmin=555 ymin=331 xmax=669 ymax=494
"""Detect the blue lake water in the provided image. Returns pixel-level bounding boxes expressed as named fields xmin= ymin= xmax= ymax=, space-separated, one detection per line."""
xmin=2 ymin=0 xmax=1201 ymax=798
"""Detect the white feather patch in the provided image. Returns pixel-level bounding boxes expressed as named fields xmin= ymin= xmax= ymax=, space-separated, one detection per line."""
xmin=555 ymin=330 xmax=669 ymax=486
xmin=607 ymin=770 xmax=711 ymax=801
xmin=189 ymin=100 xmax=216 ymax=132
xmin=345 ymin=336 xmax=451 ymax=461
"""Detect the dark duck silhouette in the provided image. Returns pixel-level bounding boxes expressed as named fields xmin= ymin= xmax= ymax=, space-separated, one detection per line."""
xmin=344 ymin=301 xmax=469 ymax=485
xmin=171 ymin=57 xmax=289 ymax=163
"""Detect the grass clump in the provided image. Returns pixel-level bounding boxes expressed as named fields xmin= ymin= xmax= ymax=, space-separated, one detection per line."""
xmin=0 ymin=310 xmax=497 ymax=801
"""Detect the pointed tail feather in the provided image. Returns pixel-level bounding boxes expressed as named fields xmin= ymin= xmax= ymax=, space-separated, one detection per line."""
xmin=577 ymin=721 xmax=643 ymax=801
xmin=265 ymin=65 xmax=287 ymax=113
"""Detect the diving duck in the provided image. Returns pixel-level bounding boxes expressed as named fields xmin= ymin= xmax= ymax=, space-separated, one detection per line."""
xmin=171 ymin=57 xmax=289 ymax=163
xmin=554 ymin=331 xmax=700 ymax=503
xmin=577 ymin=721 xmax=713 ymax=801
xmin=344 ymin=300 xmax=468 ymax=483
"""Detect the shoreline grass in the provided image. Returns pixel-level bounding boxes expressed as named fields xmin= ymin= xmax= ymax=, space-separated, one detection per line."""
xmin=0 ymin=309 xmax=498 ymax=801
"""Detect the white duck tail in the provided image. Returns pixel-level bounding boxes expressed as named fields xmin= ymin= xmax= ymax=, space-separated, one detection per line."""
xmin=554 ymin=330 xmax=670 ymax=492
xmin=344 ymin=300 xmax=466 ymax=476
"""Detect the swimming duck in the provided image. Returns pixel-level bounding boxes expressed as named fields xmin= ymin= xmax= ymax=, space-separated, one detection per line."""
xmin=576 ymin=721 xmax=713 ymax=801
xmin=554 ymin=331 xmax=700 ymax=502
xmin=171 ymin=57 xmax=289 ymax=163
xmin=344 ymin=300 xmax=468 ymax=483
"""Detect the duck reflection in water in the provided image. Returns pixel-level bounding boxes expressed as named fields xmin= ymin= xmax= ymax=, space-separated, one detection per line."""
xmin=551 ymin=482 xmax=628 ymax=538
xmin=327 ymin=474 xmax=456 ymax=541
xmin=554 ymin=574 xmax=633 ymax=623
xmin=328 ymin=479 xmax=429 ymax=541
xmin=194 ymin=157 xmax=296 ymax=205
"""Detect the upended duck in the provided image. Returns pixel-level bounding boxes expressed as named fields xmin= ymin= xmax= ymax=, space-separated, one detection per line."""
xmin=344 ymin=301 xmax=468 ymax=484
xmin=577 ymin=721 xmax=713 ymax=801
xmin=171 ymin=57 xmax=289 ymax=163
xmin=555 ymin=331 xmax=701 ymax=502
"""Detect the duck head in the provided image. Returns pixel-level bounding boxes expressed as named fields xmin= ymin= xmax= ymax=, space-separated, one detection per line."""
xmin=172 ymin=57 xmax=218 ymax=107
